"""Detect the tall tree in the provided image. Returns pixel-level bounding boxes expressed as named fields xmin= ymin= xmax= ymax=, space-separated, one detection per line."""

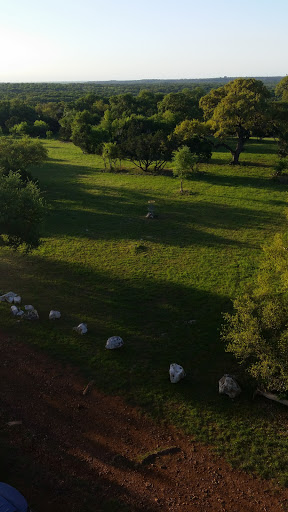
xmin=200 ymin=78 xmax=270 ymax=164
xmin=118 ymin=116 xmax=174 ymax=172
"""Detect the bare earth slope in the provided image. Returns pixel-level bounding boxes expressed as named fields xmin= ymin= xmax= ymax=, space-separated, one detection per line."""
xmin=0 ymin=334 xmax=287 ymax=512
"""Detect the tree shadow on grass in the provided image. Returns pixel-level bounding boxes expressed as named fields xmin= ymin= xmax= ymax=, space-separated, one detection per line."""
xmin=36 ymin=166 xmax=284 ymax=248
xmin=191 ymin=169 xmax=287 ymax=191
xmin=1 ymin=251 xmax=288 ymax=482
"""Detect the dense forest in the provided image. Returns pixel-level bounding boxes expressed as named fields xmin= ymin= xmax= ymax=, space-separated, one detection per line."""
xmin=0 ymin=76 xmax=283 ymax=103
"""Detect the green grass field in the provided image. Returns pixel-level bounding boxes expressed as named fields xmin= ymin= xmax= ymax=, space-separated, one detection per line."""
xmin=1 ymin=138 xmax=288 ymax=484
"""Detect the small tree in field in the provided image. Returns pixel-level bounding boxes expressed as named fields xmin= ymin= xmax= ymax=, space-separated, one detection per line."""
xmin=102 ymin=142 xmax=119 ymax=171
xmin=172 ymin=146 xmax=198 ymax=194
xmin=0 ymin=171 xmax=44 ymax=251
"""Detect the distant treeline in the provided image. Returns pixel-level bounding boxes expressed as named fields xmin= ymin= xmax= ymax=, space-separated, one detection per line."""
xmin=0 ymin=77 xmax=283 ymax=104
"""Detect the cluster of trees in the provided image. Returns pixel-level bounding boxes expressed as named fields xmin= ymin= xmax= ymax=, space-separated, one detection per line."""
xmin=65 ymin=77 xmax=288 ymax=169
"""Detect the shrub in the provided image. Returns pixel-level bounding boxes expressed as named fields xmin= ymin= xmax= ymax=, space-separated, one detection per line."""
xmin=221 ymin=233 xmax=288 ymax=392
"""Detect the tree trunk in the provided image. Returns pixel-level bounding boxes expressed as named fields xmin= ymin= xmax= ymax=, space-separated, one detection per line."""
xmin=180 ymin=179 xmax=183 ymax=194
xmin=230 ymin=134 xmax=245 ymax=165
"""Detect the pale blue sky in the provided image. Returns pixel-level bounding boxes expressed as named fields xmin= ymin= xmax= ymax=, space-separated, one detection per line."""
xmin=1 ymin=0 xmax=287 ymax=81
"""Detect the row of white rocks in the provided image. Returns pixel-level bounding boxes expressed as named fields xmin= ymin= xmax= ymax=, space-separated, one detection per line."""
xmin=2 ymin=292 xmax=242 ymax=393
xmin=2 ymin=292 xmax=124 ymax=350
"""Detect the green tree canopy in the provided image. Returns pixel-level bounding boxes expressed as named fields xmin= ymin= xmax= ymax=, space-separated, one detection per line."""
xmin=0 ymin=171 xmax=44 ymax=250
xmin=118 ymin=116 xmax=174 ymax=172
xmin=275 ymin=76 xmax=288 ymax=102
xmin=172 ymin=145 xmax=198 ymax=193
xmin=200 ymin=78 xmax=270 ymax=164
xmin=222 ymin=232 xmax=288 ymax=393
xmin=0 ymin=137 xmax=48 ymax=180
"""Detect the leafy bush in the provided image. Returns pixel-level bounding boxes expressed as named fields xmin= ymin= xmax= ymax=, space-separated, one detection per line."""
xmin=0 ymin=171 xmax=45 ymax=251
xmin=221 ymin=233 xmax=288 ymax=392
xmin=273 ymin=159 xmax=288 ymax=176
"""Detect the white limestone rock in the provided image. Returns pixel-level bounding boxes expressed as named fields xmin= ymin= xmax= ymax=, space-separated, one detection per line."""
xmin=73 ymin=323 xmax=88 ymax=334
xmin=0 ymin=292 xmax=19 ymax=303
xmin=49 ymin=310 xmax=61 ymax=320
xmin=219 ymin=374 xmax=241 ymax=399
xmin=169 ymin=363 xmax=186 ymax=383
xmin=105 ymin=336 xmax=124 ymax=349
xmin=11 ymin=305 xmax=24 ymax=317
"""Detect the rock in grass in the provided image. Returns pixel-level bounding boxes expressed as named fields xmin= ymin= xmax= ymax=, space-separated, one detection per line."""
xmin=105 ymin=336 xmax=124 ymax=349
xmin=24 ymin=305 xmax=35 ymax=311
xmin=24 ymin=309 xmax=39 ymax=320
xmin=73 ymin=323 xmax=88 ymax=334
xmin=219 ymin=374 xmax=241 ymax=398
xmin=0 ymin=292 xmax=19 ymax=303
xmin=11 ymin=305 xmax=24 ymax=317
xmin=169 ymin=363 xmax=186 ymax=383
xmin=49 ymin=310 xmax=61 ymax=320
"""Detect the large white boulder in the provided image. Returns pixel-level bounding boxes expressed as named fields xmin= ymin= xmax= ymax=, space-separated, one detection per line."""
xmin=169 ymin=363 xmax=186 ymax=383
xmin=219 ymin=374 xmax=241 ymax=399
xmin=105 ymin=336 xmax=124 ymax=349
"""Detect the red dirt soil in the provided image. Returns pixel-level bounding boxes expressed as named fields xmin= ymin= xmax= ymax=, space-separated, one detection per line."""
xmin=0 ymin=334 xmax=287 ymax=512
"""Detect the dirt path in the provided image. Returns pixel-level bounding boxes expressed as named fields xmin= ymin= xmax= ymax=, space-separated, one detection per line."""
xmin=0 ymin=334 xmax=287 ymax=512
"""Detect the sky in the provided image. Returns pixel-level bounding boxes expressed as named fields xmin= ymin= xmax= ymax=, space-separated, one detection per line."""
xmin=0 ymin=0 xmax=287 ymax=82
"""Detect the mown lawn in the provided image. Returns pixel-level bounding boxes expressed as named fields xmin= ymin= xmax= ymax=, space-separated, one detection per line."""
xmin=1 ymin=138 xmax=288 ymax=484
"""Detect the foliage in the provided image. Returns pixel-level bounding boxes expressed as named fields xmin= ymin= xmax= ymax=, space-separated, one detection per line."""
xmin=200 ymin=78 xmax=270 ymax=164
xmin=222 ymin=233 xmax=288 ymax=393
xmin=275 ymin=76 xmax=288 ymax=102
xmin=157 ymin=91 xmax=203 ymax=123
xmin=273 ymin=159 xmax=288 ymax=176
xmin=33 ymin=120 xmax=49 ymax=138
xmin=9 ymin=121 xmax=32 ymax=137
xmin=0 ymin=171 xmax=44 ymax=250
xmin=118 ymin=116 xmax=174 ymax=172
xmin=173 ymin=120 xmax=212 ymax=161
xmin=270 ymin=101 xmax=288 ymax=157
xmin=102 ymin=142 xmax=120 ymax=170
xmin=0 ymin=137 xmax=48 ymax=181
xmin=172 ymin=146 xmax=198 ymax=193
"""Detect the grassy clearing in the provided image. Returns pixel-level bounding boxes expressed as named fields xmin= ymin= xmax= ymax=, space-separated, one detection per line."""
xmin=1 ymin=138 xmax=288 ymax=483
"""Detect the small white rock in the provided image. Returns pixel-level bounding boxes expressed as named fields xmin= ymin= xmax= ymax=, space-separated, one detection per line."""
xmin=0 ymin=292 xmax=18 ymax=303
xmin=219 ymin=374 xmax=241 ymax=399
xmin=105 ymin=336 xmax=124 ymax=349
xmin=10 ymin=305 xmax=24 ymax=317
xmin=24 ymin=305 xmax=35 ymax=311
xmin=11 ymin=305 xmax=19 ymax=316
xmin=49 ymin=310 xmax=61 ymax=320
xmin=24 ymin=309 xmax=39 ymax=320
xmin=13 ymin=296 xmax=21 ymax=305
xmin=73 ymin=323 xmax=87 ymax=334
xmin=169 ymin=363 xmax=186 ymax=384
